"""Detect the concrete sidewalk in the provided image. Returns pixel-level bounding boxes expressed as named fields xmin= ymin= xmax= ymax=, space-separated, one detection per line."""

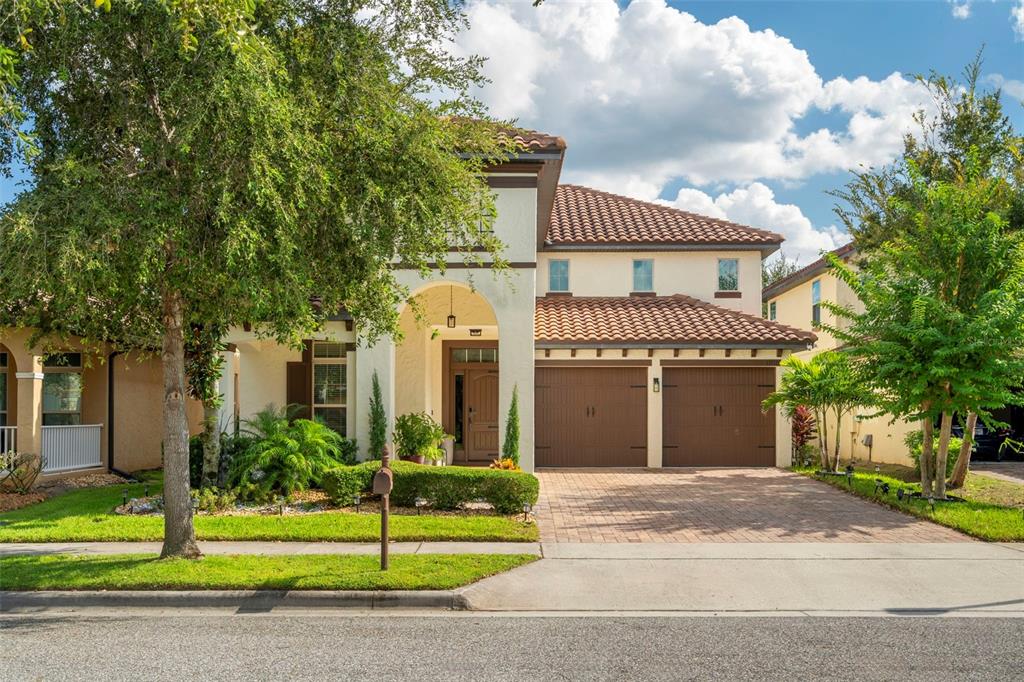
xmin=461 ymin=542 xmax=1024 ymax=616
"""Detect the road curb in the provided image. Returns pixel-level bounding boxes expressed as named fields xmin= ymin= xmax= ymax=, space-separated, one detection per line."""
xmin=0 ymin=589 xmax=470 ymax=612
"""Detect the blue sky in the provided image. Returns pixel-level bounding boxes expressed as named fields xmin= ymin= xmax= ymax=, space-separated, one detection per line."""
xmin=4 ymin=0 xmax=1022 ymax=262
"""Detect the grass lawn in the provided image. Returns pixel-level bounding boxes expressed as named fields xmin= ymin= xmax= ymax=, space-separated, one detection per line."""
xmin=0 ymin=553 xmax=537 ymax=591
xmin=0 ymin=481 xmax=538 ymax=543
xmin=795 ymin=466 xmax=1024 ymax=542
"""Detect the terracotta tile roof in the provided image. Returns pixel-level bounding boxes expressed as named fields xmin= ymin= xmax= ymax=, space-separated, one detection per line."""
xmin=499 ymin=127 xmax=567 ymax=152
xmin=535 ymin=295 xmax=816 ymax=347
xmin=762 ymin=241 xmax=856 ymax=301
xmin=545 ymin=185 xmax=783 ymax=248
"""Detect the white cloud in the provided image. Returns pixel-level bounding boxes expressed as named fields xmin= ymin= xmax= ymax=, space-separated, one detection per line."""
xmin=1013 ymin=0 xmax=1024 ymax=39
xmin=457 ymin=0 xmax=932 ymax=198
xmin=986 ymin=74 xmax=1024 ymax=103
xmin=667 ymin=183 xmax=845 ymax=263
xmin=950 ymin=1 xmax=971 ymax=19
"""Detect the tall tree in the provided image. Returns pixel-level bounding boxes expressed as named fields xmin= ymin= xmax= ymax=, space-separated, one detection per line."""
xmin=762 ymin=254 xmax=802 ymax=288
xmin=0 ymin=0 xmax=513 ymax=557
xmin=827 ymin=160 xmax=1024 ymax=499
xmin=830 ymin=54 xmax=1024 ymax=491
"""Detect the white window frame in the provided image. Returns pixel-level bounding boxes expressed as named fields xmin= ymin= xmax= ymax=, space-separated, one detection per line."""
xmin=717 ymin=258 xmax=739 ymax=292
xmin=548 ymin=259 xmax=570 ymax=292
xmin=42 ymin=353 xmax=84 ymax=426
xmin=311 ymin=341 xmax=347 ymax=435
xmin=632 ymin=259 xmax=654 ymax=292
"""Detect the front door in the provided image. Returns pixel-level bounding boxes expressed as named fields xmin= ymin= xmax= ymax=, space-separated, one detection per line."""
xmin=465 ymin=369 xmax=499 ymax=462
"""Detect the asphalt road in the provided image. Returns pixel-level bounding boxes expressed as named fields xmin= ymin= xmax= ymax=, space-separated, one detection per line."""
xmin=3 ymin=613 xmax=1022 ymax=681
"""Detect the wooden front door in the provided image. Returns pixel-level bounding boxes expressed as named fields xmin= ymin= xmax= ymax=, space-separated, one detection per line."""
xmin=535 ymin=366 xmax=648 ymax=467
xmin=465 ymin=369 xmax=500 ymax=461
xmin=662 ymin=367 xmax=776 ymax=467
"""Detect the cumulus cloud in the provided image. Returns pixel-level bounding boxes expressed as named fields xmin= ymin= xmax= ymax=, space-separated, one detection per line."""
xmin=456 ymin=0 xmax=931 ymax=197
xmin=667 ymin=183 xmax=846 ymax=263
xmin=1013 ymin=0 xmax=1024 ymax=39
xmin=987 ymin=74 xmax=1024 ymax=103
xmin=950 ymin=1 xmax=971 ymax=19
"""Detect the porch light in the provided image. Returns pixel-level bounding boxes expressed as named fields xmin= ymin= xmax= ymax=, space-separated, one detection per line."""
xmin=652 ymin=377 xmax=661 ymax=393
xmin=447 ymin=286 xmax=457 ymax=328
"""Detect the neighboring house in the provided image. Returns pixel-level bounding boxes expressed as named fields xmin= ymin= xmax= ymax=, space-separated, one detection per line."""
xmin=2 ymin=128 xmax=817 ymax=475
xmin=762 ymin=243 xmax=917 ymax=466
xmin=0 ymin=328 xmax=204 ymax=477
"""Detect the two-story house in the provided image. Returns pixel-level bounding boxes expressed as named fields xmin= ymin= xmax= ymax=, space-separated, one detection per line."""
xmin=1 ymin=128 xmax=816 ymax=476
xmin=762 ymin=243 xmax=918 ymax=465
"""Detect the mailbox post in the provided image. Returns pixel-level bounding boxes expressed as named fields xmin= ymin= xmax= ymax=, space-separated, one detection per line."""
xmin=373 ymin=447 xmax=394 ymax=571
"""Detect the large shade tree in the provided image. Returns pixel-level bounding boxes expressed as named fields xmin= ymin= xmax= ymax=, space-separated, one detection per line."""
xmin=0 ymin=0 xmax=514 ymax=558
xmin=827 ymin=160 xmax=1024 ymax=500
xmin=830 ymin=55 xmax=1024 ymax=490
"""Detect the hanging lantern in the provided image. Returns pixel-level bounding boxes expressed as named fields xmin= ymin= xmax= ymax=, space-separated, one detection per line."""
xmin=447 ymin=285 xmax=456 ymax=328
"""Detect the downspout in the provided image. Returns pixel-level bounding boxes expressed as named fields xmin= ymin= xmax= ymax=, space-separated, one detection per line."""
xmin=106 ymin=351 xmax=134 ymax=479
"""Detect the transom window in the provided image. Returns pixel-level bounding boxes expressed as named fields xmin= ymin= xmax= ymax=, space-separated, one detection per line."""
xmin=548 ymin=259 xmax=570 ymax=292
xmin=717 ymin=259 xmax=739 ymax=291
xmin=43 ymin=353 xmax=83 ymax=426
xmin=452 ymin=348 xmax=497 ymax=363
xmin=312 ymin=341 xmax=347 ymax=435
xmin=632 ymin=259 xmax=654 ymax=292
xmin=811 ymin=279 xmax=822 ymax=325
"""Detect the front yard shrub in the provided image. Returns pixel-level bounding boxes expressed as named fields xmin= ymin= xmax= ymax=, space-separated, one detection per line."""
xmin=321 ymin=461 xmax=539 ymax=514
xmin=906 ymin=430 xmax=963 ymax=479
xmin=230 ymin=417 xmax=350 ymax=499
xmin=0 ymin=451 xmax=45 ymax=493
xmin=390 ymin=462 xmax=538 ymax=514
xmin=322 ymin=462 xmax=377 ymax=503
xmin=393 ymin=412 xmax=448 ymax=462
xmin=192 ymin=487 xmax=238 ymax=513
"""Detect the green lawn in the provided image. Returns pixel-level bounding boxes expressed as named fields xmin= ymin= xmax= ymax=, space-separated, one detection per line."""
xmin=0 ymin=481 xmax=538 ymax=543
xmin=795 ymin=467 xmax=1024 ymax=542
xmin=0 ymin=553 xmax=537 ymax=591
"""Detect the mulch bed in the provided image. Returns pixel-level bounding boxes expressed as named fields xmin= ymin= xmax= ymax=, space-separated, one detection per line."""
xmin=0 ymin=492 xmax=47 ymax=513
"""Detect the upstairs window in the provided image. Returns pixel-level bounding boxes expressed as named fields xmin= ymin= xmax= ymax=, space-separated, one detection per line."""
xmin=811 ymin=279 xmax=822 ymax=325
xmin=717 ymin=259 xmax=739 ymax=291
xmin=769 ymin=302 xmax=777 ymax=321
xmin=632 ymin=259 xmax=654 ymax=292
xmin=549 ymin=259 xmax=570 ymax=292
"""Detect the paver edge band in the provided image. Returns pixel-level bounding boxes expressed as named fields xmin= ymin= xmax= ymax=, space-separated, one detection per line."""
xmin=0 ymin=590 xmax=471 ymax=611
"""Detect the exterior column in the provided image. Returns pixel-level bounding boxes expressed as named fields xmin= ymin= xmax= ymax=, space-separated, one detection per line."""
xmin=775 ymin=363 xmax=792 ymax=466
xmin=647 ymin=358 xmax=663 ymax=468
xmin=354 ymin=336 xmax=395 ymax=460
xmin=15 ymin=355 xmax=43 ymax=457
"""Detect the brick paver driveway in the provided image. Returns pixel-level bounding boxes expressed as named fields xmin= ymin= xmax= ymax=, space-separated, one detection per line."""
xmin=535 ymin=468 xmax=971 ymax=543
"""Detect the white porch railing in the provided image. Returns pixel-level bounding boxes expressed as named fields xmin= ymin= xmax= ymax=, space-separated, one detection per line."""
xmin=0 ymin=426 xmax=15 ymax=454
xmin=41 ymin=424 xmax=103 ymax=473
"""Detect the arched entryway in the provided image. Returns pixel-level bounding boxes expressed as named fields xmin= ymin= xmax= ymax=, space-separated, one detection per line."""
xmin=396 ymin=282 xmax=500 ymax=464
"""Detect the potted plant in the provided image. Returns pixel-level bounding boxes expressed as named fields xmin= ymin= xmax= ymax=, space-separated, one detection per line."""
xmin=393 ymin=412 xmax=449 ymax=465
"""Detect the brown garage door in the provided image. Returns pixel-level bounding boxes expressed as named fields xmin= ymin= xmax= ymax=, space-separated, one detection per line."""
xmin=536 ymin=366 xmax=647 ymax=467
xmin=662 ymin=366 xmax=776 ymax=467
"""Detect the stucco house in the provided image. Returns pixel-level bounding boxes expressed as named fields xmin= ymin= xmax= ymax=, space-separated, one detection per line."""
xmin=2 ymin=128 xmax=818 ymax=476
xmin=762 ymin=243 xmax=918 ymax=466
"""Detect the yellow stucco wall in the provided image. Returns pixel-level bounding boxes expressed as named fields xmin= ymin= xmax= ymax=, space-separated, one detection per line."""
xmin=767 ymin=270 xmax=916 ymax=466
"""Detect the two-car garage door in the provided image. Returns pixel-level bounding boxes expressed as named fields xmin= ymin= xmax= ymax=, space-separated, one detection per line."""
xmin=535 ymin=365 xmax=776 ymax=467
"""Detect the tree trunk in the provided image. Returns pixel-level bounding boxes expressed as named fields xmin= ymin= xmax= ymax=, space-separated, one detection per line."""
xmin=160 ymin=290 xmax=202 ymax=559
xmin=934 ymin=411 xmax=953 ymax=500
xmin=920 ymin=419 xmax=934 ymax=499
xmin=833 ymin=409 xmax=843 ymax=472
xmin=201 ymin=400 xmax=220 ymax=488
xmin=947 ymin=412 xmax=976 ymax=489
xmin=816 ymin=409 xmax=829 ymax=471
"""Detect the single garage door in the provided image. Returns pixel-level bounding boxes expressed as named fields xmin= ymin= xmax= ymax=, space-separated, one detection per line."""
xmin=662 ymin=366 xmax=776 ymax=467
xmin=536 ymin=366 xmax=647 ymax=467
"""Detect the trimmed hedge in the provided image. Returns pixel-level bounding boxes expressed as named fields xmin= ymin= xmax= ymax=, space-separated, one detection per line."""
xmin=322 ymin=461 xmax=539 ymax=515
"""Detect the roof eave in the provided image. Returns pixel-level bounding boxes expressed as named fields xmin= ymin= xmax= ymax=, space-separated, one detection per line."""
xmin=534 ymin=340 xmax=815 ymax=350
xmin=542 ymin=242 xmax=782 ymax=254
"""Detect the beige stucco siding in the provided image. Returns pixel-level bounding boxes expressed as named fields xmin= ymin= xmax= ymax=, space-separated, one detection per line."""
xmin=537 ymin=250 xmax=763 ymax=316
xmin=490 ymin=183 xmax=539 ymax=263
